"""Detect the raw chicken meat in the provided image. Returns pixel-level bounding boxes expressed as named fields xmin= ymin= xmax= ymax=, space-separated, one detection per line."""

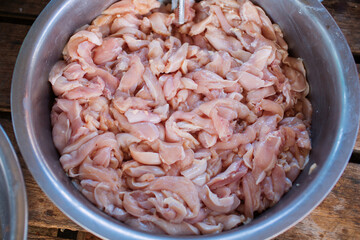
xmin=50 ymin=0 xmax=312 ymax=235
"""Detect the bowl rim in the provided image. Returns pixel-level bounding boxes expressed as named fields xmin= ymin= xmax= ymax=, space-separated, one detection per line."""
xmin=0 ymin=126 xmax=28 ymax=240
xmin=11 ymin=0 xmax=360 ymax=239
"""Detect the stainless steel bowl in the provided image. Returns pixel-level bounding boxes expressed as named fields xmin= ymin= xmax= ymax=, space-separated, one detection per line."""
xmin=11 ymin=0 xmax=360 ymax=239
xmin=0 ymin=126 xmax=28 ymax=240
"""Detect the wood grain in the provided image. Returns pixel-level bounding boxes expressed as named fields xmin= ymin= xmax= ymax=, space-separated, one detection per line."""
xmin=355 ymin=130 xmax=360 ymax=153
xmin=0 ymin=114 xmax=359 ymax=239
xmin=28 ymin=226 xmax=84 ymax=240
xmin=276 ymin=162 xmax=360 ymax=240
xmin=322 ymin=0 xmax=360 ymax=55
xmin=76 ymin=232 xmax=101 ymax=240
xmin=0 ymin=0 xmax=49 ymax=19
xmin=28 ymin=226 xmax=59 ymax=240
xmin=0 ymin=0 xmax=359 ymax=239
xmin=0 ymin=22 xmax=30 ymax=112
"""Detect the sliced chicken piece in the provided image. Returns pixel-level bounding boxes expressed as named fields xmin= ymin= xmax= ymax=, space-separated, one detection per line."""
xmin=111 ymin=27 xmax=146 ymax=39
xmin=129 ymin=143 xmax=161 ymax=165
xmin=61 ymin=132 xmax=121 ymax=171
xmin=63 ymin=62 xmax=86 ymax=80
xmin=87 ymin=68 xmax=119 ymax=95
xmin=240 ymin=0 xmax=261 ymax=25
xmin=148 ymin=12 xmax=172 ymax=36
xmin=110 ymin=13 xmax=141 ymax=33
xmin=163 ymin=71 xmax=182 ymax=100
xmin=252 ymin=132 xmax=282 ymax=184
xmin=148 ymin=176 xmax=201 ymax=218
xmin=63 ymin=30 xmax=102 ymax=72
xmin=103 ymin=0 xmax=160 ymax=15
xmin=207 ymin=161 xmax=248 ymax=189
xmin=189 ymin=15 xmax=213 ymax=36
xmin=159 ymin=141 xmax=186 ymax=165
xmin=141 ymin=215 xmax=199 ymax=235
xmin=118 ymin=55 xmax=145 ymax=93
xmin=211 ymin=5 xmax=232 ymax=34
xmin=205 ymin=26 xmax=251 ymax=62
xmin=93 ymin=37 xmax=123 ymax=65
xmin=205 ymin=51 xmax=232 ymax=78
xmin=123 ymin=35 xmax=150 ymax=52
xmin=200 ymin=185 xmax=240 ymax=213
xmin=193 ymin=70 xmax=237 ymax=92
xmin=124 ymin=109 xmax=161 ymax=124
xmin=52 ymin=112 xmax=71 ymax=153
xmin=164 ymin=43 xmax=189 ymax=73
xmin=55 ymin=99 xmax=88 ymax=140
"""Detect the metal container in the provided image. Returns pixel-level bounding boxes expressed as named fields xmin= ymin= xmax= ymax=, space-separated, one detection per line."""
xmin=11 ymin=0 xmax=360 ymax=239
xmin=0 ymin=126 xmax=28 ymax=240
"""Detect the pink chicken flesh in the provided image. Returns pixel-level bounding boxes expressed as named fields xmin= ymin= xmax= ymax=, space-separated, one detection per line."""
xmin=49 ymin=0 xmax=312 ymax=236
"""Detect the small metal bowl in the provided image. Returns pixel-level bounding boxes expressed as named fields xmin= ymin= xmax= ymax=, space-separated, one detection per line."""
xmin=11 ymin=0 xmax=360 ymax=239
xmin=0 ymin=126 xmax=27 ymax=240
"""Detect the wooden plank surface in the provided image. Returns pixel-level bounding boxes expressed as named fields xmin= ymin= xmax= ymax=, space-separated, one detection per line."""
xmin=28 ymin=226 xmax=61 ymax=240
xmin=276 ymin=162 xmax=360 ymax=240
xmin=0 ymin=0 xmax=49 ymax=18
xmin=355 ymin=128 xmax=360 ymax=152
xmin=322 ymin=0 xmax=360 ymax=55
xmin=0 ymin=0 xmax=359 ymax=239
xmin=0 ymin=22 xmax=30 ymax=112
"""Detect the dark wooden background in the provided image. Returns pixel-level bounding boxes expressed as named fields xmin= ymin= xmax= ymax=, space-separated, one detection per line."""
xmin=0 ymin=0 xmax=359 ymax=239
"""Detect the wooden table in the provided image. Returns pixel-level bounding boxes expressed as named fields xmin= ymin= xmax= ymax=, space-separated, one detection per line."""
xmin=0 ymin=0 xmax=359 ymax=239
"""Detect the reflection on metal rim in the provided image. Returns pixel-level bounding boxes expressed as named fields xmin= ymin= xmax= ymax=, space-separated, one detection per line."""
xmin=0 ymin=126 xmax=28 ymax=240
